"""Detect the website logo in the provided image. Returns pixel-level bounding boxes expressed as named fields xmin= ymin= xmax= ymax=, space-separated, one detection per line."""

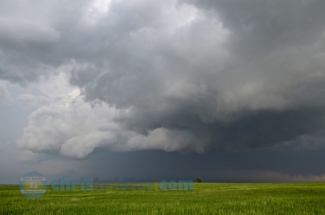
xmin=19 ymin=172 xmax=47 ymax=199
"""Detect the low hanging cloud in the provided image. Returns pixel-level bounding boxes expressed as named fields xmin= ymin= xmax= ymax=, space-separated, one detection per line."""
xmin=3 ymin=0 xmax=325 ymax=158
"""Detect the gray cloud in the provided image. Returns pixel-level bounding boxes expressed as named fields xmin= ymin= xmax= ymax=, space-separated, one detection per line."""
xmin=0 ymin=81 xmax=13 ymax=106
xmin=1 ymin=0 xmax=325 ymax=161
xmin=0 ymin=18 xmax=61 ymax=85
xmin=69 ymin=0 xmax=325 ymax=152
xmin=17 ymin=94 xmax=50 ymax=107
xmin=181 ymin=0 xmax=325 ymax=59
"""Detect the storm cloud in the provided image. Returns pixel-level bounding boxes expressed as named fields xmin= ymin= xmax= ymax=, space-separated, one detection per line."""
xmin=1 ymin=0 xmax=325 ymax=164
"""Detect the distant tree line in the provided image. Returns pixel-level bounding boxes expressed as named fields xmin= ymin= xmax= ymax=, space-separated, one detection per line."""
xmin=195 ymin=178 xmax=202 ymax=183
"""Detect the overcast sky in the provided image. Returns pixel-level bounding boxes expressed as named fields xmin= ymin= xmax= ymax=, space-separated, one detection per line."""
xmin=1 ymin=0 xmax=325 ymax=183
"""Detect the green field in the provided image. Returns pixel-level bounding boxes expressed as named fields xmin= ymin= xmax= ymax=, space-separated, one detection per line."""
xmin=1 ymin=183 xmax=325 ymax=214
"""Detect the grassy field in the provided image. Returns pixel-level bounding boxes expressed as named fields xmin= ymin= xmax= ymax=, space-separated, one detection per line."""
xmin=1 ymin=183 xmax=325 ymax=214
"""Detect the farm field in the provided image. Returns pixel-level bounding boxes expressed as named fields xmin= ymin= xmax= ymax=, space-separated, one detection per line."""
xmin=1 ymin=183 xmax=325 ymax=215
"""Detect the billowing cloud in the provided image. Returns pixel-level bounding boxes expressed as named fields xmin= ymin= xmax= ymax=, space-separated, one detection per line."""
xmin=1 ymin=0 xmax=325 ymax=160
xmin=17 ymin=71 xmax=210 ymax=158
xmin=16 ymin=71 xmax=121 ymax=158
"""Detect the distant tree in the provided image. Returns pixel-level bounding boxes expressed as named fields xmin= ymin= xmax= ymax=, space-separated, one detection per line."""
xmin=195 ymin=178 xmax=202 ymax=183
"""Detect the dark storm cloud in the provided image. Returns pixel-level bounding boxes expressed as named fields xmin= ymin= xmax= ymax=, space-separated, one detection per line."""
xmin=71 ymin=1 xmax=325 ymax=151
xmin=181 ymin=0 xmax=325 ymax=59
xmin=2 ymin=0 xmax=325 ymax=158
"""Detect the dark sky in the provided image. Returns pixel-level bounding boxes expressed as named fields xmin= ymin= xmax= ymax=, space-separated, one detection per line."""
xmin=1 ymin=0 xmax=325 ymax=183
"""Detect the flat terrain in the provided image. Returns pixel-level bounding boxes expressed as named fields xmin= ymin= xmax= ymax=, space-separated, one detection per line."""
xmin=1 ymin=183 xmax=325 ymax=214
